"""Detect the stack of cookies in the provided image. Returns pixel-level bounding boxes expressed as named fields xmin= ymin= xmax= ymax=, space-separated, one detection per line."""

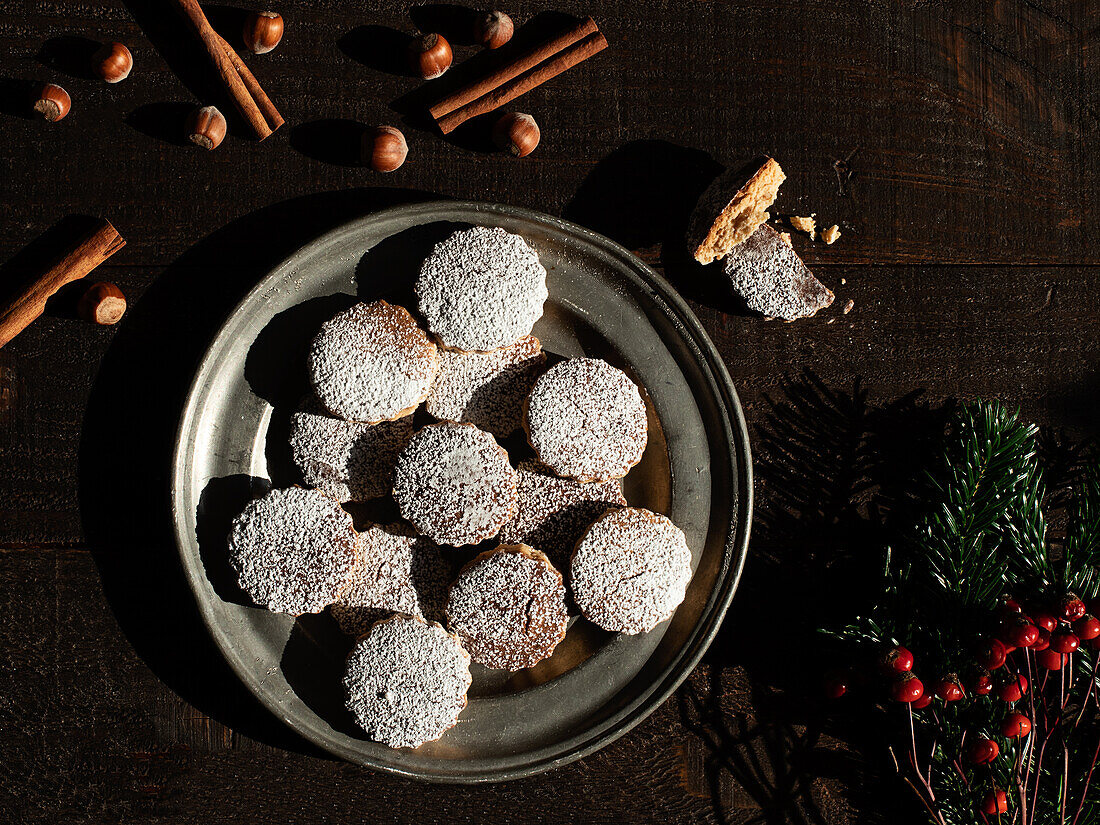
xmin=226 ymin=225 xmax=694 ymax=750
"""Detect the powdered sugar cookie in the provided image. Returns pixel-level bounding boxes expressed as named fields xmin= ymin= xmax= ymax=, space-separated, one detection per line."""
xmin=571 ymin=507 xmax=692 ymax=635
xmin=499 ymin=461 xmax=626 ymax=570
xmin=416 ymin=226 xmax=547 ymax=351
xmin=308 ymin=300 xmax=439 ymax=423
xmin=343 ymin=614 xmax=472 ymax=749
xmin=393 ymin=422 xmax=519 ymax=546
xmin=288 ymin=399 xmax=414 ymax=502
xmin=425 ymin=335 xmax=545 ymax=437
xmin=446 ymin=544 xmax=569 ymax=671
xmin=228 ymin=486 xmax=361 ymax=616
xmin=524 ymin=358 xmax=648 ymax=482
xmin=329 ymin=523 xmax=452 ymax=636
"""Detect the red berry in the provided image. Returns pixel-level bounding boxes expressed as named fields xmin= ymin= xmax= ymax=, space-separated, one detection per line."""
xmin=913 ymin=692 xmax=933 ymax=709
xmin=997 ymin=673 xmax=1028 ymax=702
xmin=977 ymin=638 xmax=1008 ymax=670
xmin=823 ymin=670 xmax=849 ymax=699
xmin=1062 ymin=594 xmax=1087 ymax=621
xmin=1038 ymin=649 xmax=1068 ymax=670
xmin=879 ymin=645 xmax=914 ymax=675
xmin=1001 ymin=615 xmax=1039 ymax=648
xmin=1033 ymin=612 xmax=1058 ymax=632
xmin=1031 ymin=628 xmax=1051 ymax=651
xmin=981 ymin=788 xmax=1009 ymax=816
xmin=934 ymin=674 xmax=965 ymax=702
xmin=890 ymin=673 xmax=924 ymax=703
xmin=972 ymin=670 xmax=994 ymax=696
xmin=1050 ymin=629 xmax=1080 ymax=654
xmin=1002 ymin=712 xmax=1032 ymax=738
xmin=1003 ymin=598 xmax=1023 ymax=613
xmin=1074 ymin=615 xmax=1100 ymax=641
xmin=967 ymin=738 xmax=1000 ymax=765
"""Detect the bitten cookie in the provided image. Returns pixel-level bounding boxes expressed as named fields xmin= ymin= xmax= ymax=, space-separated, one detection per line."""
xmin=446 ymin=544 xmax=569 ymax=671
xmin=723 ymin=224 xmax=834 ymax=320
xmin=288 ymin=398 xmax=414 ymax=502
xmin=524 ymin=358 xmax=648 ymax=482
xmin=393 ymin=421 xmax=519 ymax=546
xmin=499 ymin=461 xmax=627 ymax=571
xmin=425 ymin=335 xmax=546 ymax=437
xmin=228 ymin=486 xmax=361 ymax=616
xmin=688 ymin=156 xmax=785 ymax=265
xmin=343 ymin=614 xmax=472 ymax=749
xmin=330 ymin=523 xmax=453 ymax=637
xmin=571 ymin=507 xmax=692 ymax=635
xmin=416 ymin=226 xmax=547 ymax=351
xmin=308 ymin=300 xmax=439 ymax=423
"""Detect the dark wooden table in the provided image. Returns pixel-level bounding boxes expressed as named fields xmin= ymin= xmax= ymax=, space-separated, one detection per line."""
xmin=1 ymin=0 xmax=1096 ymax=822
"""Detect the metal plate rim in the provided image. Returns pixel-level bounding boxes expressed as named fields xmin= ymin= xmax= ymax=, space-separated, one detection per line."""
xmin=170 ymin=199 xmax=753 ymax=783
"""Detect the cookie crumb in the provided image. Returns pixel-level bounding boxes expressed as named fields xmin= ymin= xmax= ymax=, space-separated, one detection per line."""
xmin=843 ymin=299 xmax=855 ymax=314
xmin=779 ymin=231 xmax=792 ymax=246
xmin=822 ymin=224 xmax=841 ymax=245
xmin=840 ymin=278 xmax=847 ymax=285
xmin=789 ymin=215 xmax=816 ymax=239
xmin=827 ymin=317 xmax=836 ymax=324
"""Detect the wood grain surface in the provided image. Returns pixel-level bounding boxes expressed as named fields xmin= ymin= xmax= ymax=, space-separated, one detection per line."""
xmin=0 ymin=0 xmax=1096 ymax=822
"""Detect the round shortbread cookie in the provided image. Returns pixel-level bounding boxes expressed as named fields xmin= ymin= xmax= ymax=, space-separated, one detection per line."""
xmin=415 ymin=226 xmax=547 ymax=351
xmin=524 ymin=358 xmax=648 ymax=482
xmin=498 ymin=460 xmax=627 ymax=571
xmin=289 ymin=399 xmax=414 ymax=502
xmin=228 ymin=486 xmax=361 ymax=616
xmin=393 ymin=422 xmax=519 ymax=547
xmin=570 ymin=507 xmax=692 ymax=635
xmin=308 ymin=300 xmax=439 ymax=423
xmin=343 ymin=614 xmax=472 ymax=749
xmin=329 ymin=523 xmax=453 ymax=637
xmin=446 ymin=544 xmax=569 ymax=671
xmin=425 ymin=335 xmax=545 ymax=437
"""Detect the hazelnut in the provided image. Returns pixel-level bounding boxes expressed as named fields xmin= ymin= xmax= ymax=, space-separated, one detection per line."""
xmin=474 ymin=11 xmax=513 ymax=49
xmin=31 ymin=83 xmax=70 ymax=122
xmin=243 ymin=11 xmax=284 ymax=55
xmin=186 ymin=105 xmax=227 ymax=150
xmin=492 ymin=112 xmax=539 ymax=157
xmin=77 ymin=282 xmax=127 ymax=326
xmin=91 ymin=42 xmax=133 ymax=83
xmin=408 ymin=33 xmax=452 ymax=80
xmin=363 ymin=126 xmax=408 ymax=173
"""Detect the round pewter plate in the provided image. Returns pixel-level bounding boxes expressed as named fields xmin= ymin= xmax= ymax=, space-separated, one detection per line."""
xmin=171 ymin=201 xmax=752 ymax=783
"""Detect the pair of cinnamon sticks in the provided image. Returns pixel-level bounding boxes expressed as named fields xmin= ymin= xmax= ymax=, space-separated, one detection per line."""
xmin=430 ymin=17 xmax=608 ymax=134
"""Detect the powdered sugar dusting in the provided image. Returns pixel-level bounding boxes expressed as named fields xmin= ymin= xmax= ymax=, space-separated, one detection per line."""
xmin=499 ymin=461 xmax=626 ymax=571
xmin=343 ymin=614 xmax=471 ymax=749
xmin=308 ymin=300 xmax=439 ymax=423
xmin=289 ymin=399 xmax=414 ymax=502
xmin=525 ymin=358 xmax=648 ymax=482
xmin=426 ymin=336 xmax=546 ymax=437
xmin=570 ymin=508 xmax=693 ymax=635
xmin=416 ymin=226 xmax=548 ymax=351
xmin=446 ymin=545 xmax=569 ymax=671
xmin=330 ymin=524 xmax=453 ymax=636
xmin=723 ymin=224 xmax=834 ymax=320
xmin=394 ymin=422 xmax=518 ymax=546
xmin=228 ymin=487 xmax=361 ymax=616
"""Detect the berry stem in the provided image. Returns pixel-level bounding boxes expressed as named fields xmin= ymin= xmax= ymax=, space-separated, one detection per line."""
xmin=1069 ymin=733 xmax=1100 ymax=825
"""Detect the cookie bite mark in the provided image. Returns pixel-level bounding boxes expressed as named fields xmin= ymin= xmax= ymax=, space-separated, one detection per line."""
xmin=228 ymin=487 xmax=361 ymax=616
xmin=308 ymin=300 xmax=439 ymax=423
xmin=329 ymin=523 xmax=454 ymax=636
xmin=393 ymin=421 xmax=519 ymax=546
xmin=343 ymin=614 xmax=472 ymax=749
xmin=570 ymin=507 xmax=692 ymax=635
xmin=416 ymin=226 xmax=547 ymax=351
xmin=524 ymin=358 xmax=648 ymax=482
xmin=446 ymin=544 xmax=569 ymax=671
xmin=425 ymin=335 xmax=546 ymax=437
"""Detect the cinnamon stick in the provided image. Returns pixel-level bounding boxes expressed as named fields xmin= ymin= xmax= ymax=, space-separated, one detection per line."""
xmin=171 ymin=0 xmax=282 ymax=139
xmin=436 ymin=30 xmax=608 ymax=134
xmin=430 ymin=16 xmax=599 ymax=122
xmin=0 ymin=219 xmax=125 ymax=349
